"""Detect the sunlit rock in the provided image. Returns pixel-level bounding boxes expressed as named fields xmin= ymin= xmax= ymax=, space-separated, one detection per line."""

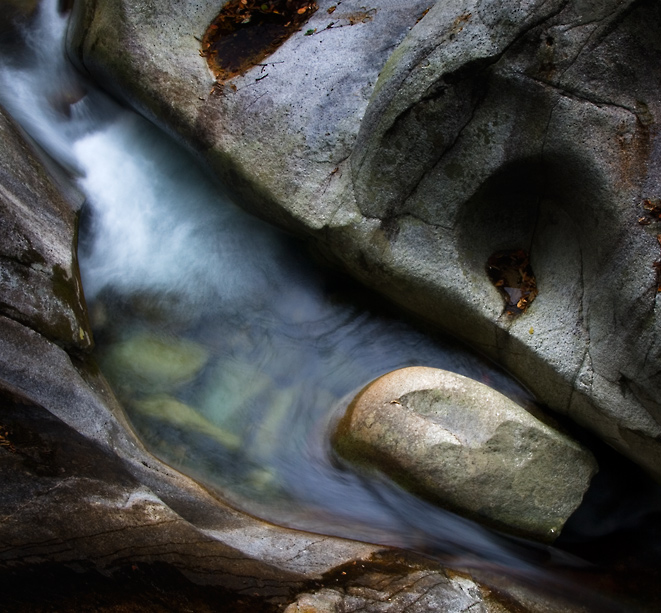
xmin=68 ymin=0 xmax=661 ymax=481
xmin=284 ymin=572 xmax=505 ymax=613
xmin=333 ymin=367 xmax=598 ymax=541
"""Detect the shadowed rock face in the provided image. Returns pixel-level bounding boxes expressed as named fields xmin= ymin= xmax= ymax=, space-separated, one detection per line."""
xmin=68 ymin=0 xmax=661 ymax=481
xmin=333 ymin=367 xmax=598 ymax=542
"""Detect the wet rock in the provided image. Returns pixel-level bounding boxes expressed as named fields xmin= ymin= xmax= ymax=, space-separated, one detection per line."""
xmin=0 ymin=107 xmax=92 ymax=350
xmin=68 ymin=0 xmax=661 ymax=481
xmin=333 ymin=367 xmax=598 ymax=541
xmin=0 ymin=356 xmax=376 ymax=593
xmin=1 ymin=363 xmax=536 ymax=613
xmin=282 ymin=553 xmax=606 ymax=613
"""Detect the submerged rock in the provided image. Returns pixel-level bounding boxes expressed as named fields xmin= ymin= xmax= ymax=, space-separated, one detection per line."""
xmin=68 ymin=0 xmax=661 ymax=481
xmin=334 ymin=368 xmax=598 ymax=541
xmin=100 ymin=332 xmax=209 ymax=395
xmin=131 ymin=394 xmax=241 ymax=450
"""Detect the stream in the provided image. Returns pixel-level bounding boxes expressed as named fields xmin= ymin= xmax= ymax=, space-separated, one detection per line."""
xmin=2 ymin=1 xmax=661 ymax=610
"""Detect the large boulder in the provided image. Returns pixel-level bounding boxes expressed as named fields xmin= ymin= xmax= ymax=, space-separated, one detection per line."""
xmin=333 ymin=367 xmax=598 ymax=542
xmin=67 ymin=0 xmax=661 ymax=481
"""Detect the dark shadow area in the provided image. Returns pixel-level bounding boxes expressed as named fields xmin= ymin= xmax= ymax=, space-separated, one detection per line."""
xmin=553 ymin=423 xmax=661 ymax=611
xmin=0 ymin=562 xmax=281 ymax=612
xmin=456 ymin=156 xmax=546 ymax=271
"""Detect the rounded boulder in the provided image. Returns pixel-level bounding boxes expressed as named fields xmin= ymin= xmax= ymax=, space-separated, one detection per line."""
xmin=333 ymin=367 xmax=598 ymax=542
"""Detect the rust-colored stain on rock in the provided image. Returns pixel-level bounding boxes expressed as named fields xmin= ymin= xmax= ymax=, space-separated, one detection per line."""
xmin=200 ymin=0 xmax=317 ymax=82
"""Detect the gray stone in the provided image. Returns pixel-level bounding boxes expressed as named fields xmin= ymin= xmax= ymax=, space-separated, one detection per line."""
xmin=66 ymin=0 xmax=433 ymax=229
xmin=0 ymin=107 xmax=92 ymax=350
xmin=333 ymin=367 xmax=597 ymax=541
xmin=346 ymin=0 xmax=661 ymax=482
xmin=68 ymin=0 xmax=661 ymax=480
xmin=284 ymin=574 xmax=510 ymax=613
xmin=0 ymin=8 xmax=648 ymax=610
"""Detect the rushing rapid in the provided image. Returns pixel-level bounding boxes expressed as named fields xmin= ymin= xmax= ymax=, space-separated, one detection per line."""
xmin=2 ymin=2 xmax=659 ymax=610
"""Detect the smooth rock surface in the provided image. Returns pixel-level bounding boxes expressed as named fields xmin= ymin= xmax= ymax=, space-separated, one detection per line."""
xmin=334 ymin=367 xmax=598 ymax=541
xmin=68 ymin=0 xmax=661 ymax=480
xmin=0 ymin=6 xmax=652 ymax=611
xmin=0 ymin=107 xmax=92 ymax=350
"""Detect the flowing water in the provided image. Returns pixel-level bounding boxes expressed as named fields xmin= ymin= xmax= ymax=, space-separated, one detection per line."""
xmin=2 ymin=2 xmax=660 ymax=610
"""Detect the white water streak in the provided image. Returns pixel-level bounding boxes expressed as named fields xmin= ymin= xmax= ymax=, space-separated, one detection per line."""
xmin=1 ymin=0 xmax=286 ymax=311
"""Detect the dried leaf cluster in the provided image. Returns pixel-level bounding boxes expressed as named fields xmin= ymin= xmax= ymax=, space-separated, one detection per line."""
xmin=0 ymin=426 xmax=16 ymax=453
xmin=638 ymin=198 xmax=661 ymax=225
xmin=486 ymin=249 xmax=538 ymax=315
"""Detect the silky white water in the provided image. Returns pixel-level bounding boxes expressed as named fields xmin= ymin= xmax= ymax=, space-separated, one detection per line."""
xmin=2 ymin=2 xmax=657 ymax=609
